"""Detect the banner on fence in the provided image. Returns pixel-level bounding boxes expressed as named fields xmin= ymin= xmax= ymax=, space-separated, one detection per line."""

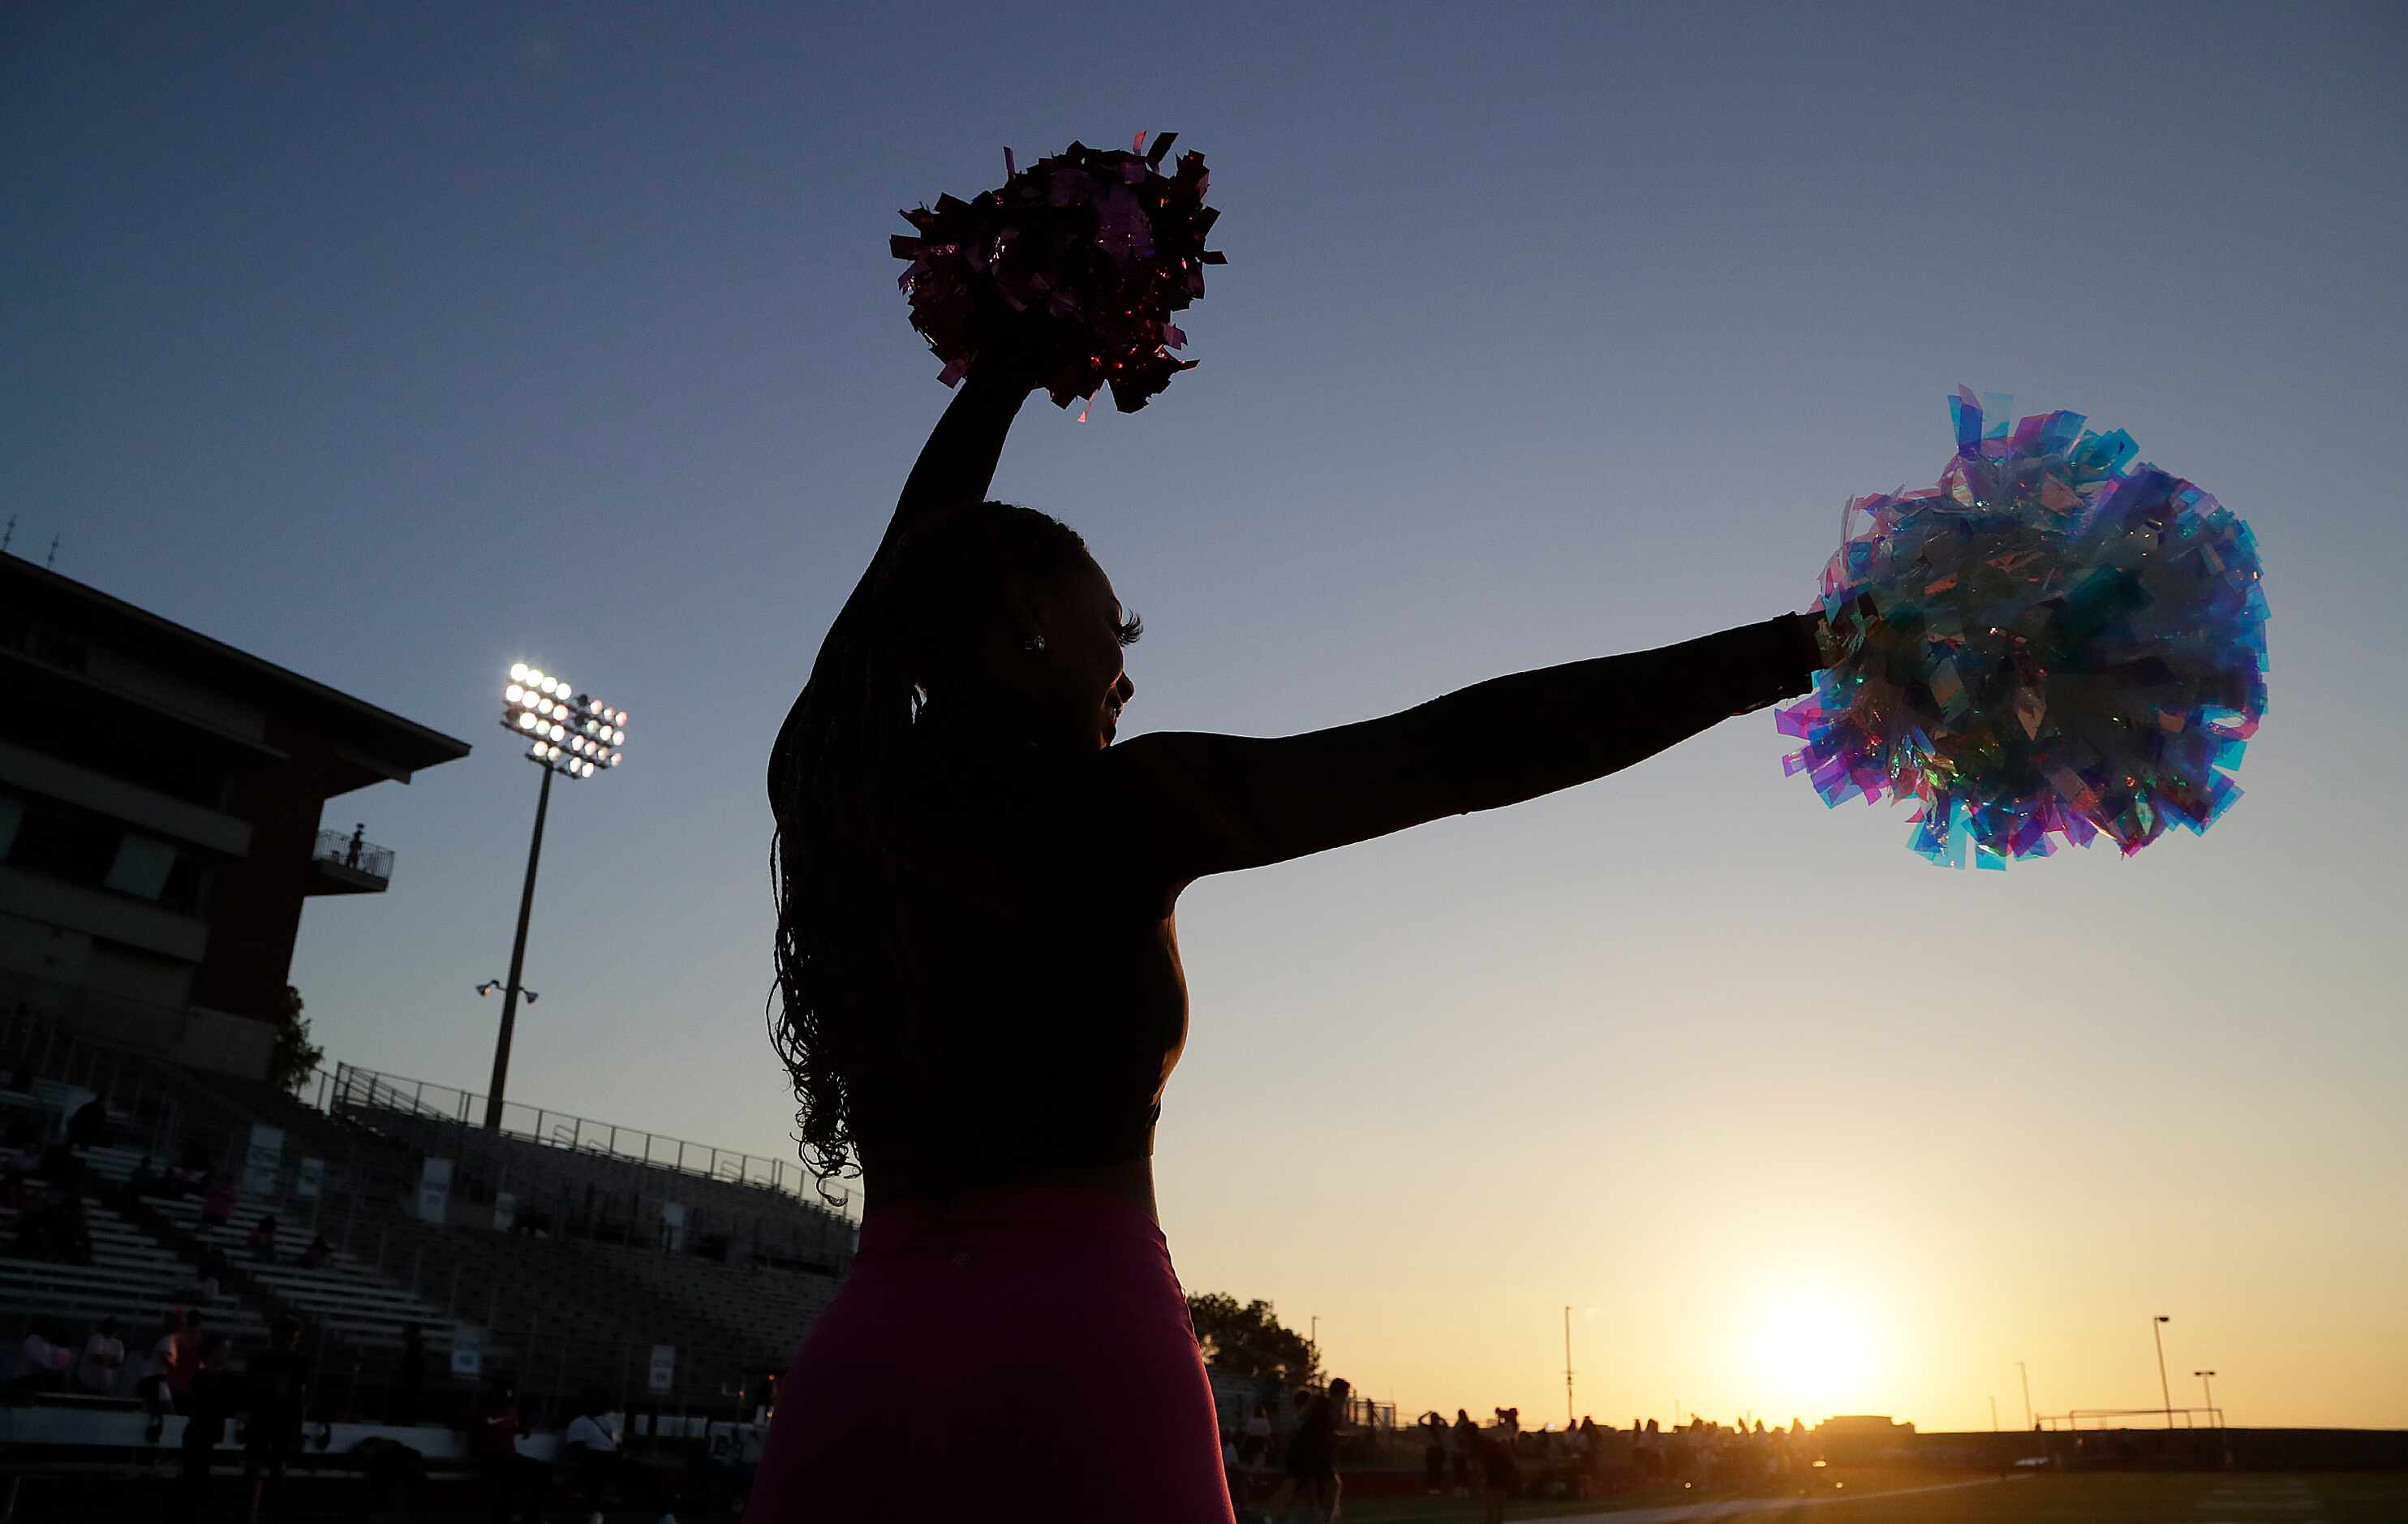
xmin=648 ymin=1344 xmax=676 ymax=1393
xmin=451 ymin=1325 xmax=482 ymax=1380
xmin=416 ymin=1157 xmax=452 ymax=1224
xmin=243 ymin=1124 xmax=284 ymax=1195
xmin=492 ymin=1190 xmax=516 ymax=1231
xmin=295 ymin=1158 xmax=323 ymax=1199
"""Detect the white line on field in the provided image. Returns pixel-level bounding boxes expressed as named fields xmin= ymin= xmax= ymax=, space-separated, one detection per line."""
xmin=1527 ymin=1475 xmax=2008 ymax=1524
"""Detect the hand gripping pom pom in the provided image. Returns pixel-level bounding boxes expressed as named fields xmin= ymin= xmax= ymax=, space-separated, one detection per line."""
xmin=1777 ymin=388 xmax=2269 ymax=868
xmin=889 ymin=133 xmax=1225 ymax=414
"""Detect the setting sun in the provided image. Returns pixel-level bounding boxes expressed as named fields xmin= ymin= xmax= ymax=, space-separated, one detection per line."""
xmin=1738 ymin=1269 xmax=1890 ymax=1419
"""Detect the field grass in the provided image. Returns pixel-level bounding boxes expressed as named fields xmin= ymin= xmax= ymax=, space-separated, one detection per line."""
xmin=1330 ymin=1470 xmax=2408 ymax=1524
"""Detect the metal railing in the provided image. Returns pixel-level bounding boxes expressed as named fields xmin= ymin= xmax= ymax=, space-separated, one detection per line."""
xmin=329 ymin=1062 xmax=845 ymax=1218
xmin=2040 ymin=1407 xmax=2224 ymax=1431
xmin=312 ymin=827 xmax=394 ymax=882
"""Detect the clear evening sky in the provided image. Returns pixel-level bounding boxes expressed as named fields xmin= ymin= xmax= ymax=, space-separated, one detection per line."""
xmin=8 ymin=2 xmax=2403 ymax=1432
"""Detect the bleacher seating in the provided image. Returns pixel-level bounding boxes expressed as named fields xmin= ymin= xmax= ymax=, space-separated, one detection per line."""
xmin=369 ymin=1213 xmax=775 ymax=1401
xmin=3 ymin=1030 xmax=852 ymax=1420
xmin=606 ymin=1244 xmax=832 ymax=1366
xmin=1 ymin=1177 xmax=268 ymax=1375
xmin=144 ymin=1190 xmax=465 ymax=1364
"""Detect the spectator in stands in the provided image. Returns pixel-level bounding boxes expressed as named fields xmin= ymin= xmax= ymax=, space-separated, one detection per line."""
xmin=564 ymin=1388 xmax=680 ymax=1524
xmin=122 ymin=1153 xmax=158 ymax=1208
xmin=14 ymin=1182 xmax=92 ymax=1266
xmin=65 ymin=1096 xmax=105 ymax=1149
xmin=163 ymin=1147 xmax=204 ymax=1200
xmin=75 ymin=1316 xmax=125 ymax=1396
xmin=178 ymin=1248 xmax=223 ymax=1305
xmin=247 ymin=1212 xmax=279 ymax=1262
xmin=137 ymin=1310 xmax=186 ymax=1441
xmin=166 ymin=1311 xmax=204 ymax=1414
xmin=244 ymin=1315 xmax=310 ymax=1521
xmin=172 ymin=1335 xmax=237 ymax=1523
xmin=200 ymin=1169 xmax=237 ymax=1229
xmin=387 ymin=1323 xmax=425 ymax=1426
xmin=10 ymin=1324 xmax=72 ymax=1393
xmin=1451 ymin=1410 xmax=1478 ymax=1496
xmin=467 ymin=1375 xmax=553 ymax=1524
xmin=296 ymin=1233 xmax=333 ymax=1269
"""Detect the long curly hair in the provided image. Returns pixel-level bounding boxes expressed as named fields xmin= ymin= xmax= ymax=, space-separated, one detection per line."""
xmin=766 ymin=502 xmax=1099 ymax=1200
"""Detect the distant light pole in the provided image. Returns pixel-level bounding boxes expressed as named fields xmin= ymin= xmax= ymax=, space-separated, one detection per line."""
xmin=1563 ymin=1307 xmax=1576 ymax=1429
xmin=2194 ymin=1370 xmax=2217 ymax=1427
xmin=2152 ymin=1316 xmax=2174 ymax=1429
xmin=484 ymin=661 xmax=630 ymax=1132
xmin=2017 ymin=1362 xmax=2032 ymax=1430
xmin=1989 ymin=1396 xmax=1999 ymax=1431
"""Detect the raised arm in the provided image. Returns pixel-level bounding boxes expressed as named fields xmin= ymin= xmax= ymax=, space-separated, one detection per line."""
xmin=1109 ymin=612 xmax=1825 ymax=884
xmin=884 ymin=364 xmax=1034 ymax=543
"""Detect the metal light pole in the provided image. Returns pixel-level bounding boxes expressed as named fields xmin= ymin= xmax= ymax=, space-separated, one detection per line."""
xmin=2017 ymin=1362 xmax=2032 ymax=1430
xmin=2152 ymin=1316 xmax=2173 ymax=1429
xmin=1563 ymin=1307 xmax=1576 ymax=1429
xmin=486 ymin=760 xmax=553 ymax=1128
xmin=2195 ymin=1370 xmax=2217 ymax=1427
xmin=1989 ymin=1396 xmax=1998 ymax=1431
xmin=483 ymin=661 xmax=631 ymax=1132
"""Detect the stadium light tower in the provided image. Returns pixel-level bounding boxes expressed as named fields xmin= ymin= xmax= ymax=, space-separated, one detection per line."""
xmin=2194 ymin=1370 xmax=2217 ymax=1427
xmin=2017 ymin=1361 xmax=2031 ymax=1430
xmin=2152 ymin=1315 xmax=2174 ymax=1429
xmin=483 ymin=661 xmax=631 ymax=1132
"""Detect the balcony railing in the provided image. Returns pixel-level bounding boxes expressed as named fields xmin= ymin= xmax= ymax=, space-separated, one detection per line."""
xmin=313 ymin=827 xmax=394 ymax=885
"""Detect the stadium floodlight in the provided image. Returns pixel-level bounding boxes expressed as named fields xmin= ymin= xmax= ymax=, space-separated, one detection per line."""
xmin=487 ymin=659 xmax=634 ymax=1131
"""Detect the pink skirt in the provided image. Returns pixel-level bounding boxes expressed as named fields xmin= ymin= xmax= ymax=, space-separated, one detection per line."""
xmin=743 ymin=1184 xmax=1235 ymax=1522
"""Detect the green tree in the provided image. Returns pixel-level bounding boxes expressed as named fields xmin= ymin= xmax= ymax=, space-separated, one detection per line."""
xmin=268 ymin=984 xmax=323 ymax=1094
xmin=1185 ymin=1293 xmax=1319 ymax=1385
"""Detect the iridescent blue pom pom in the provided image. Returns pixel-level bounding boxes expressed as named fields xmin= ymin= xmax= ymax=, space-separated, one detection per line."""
xmin=1778 ymin=389 xmax=2269 ymax=867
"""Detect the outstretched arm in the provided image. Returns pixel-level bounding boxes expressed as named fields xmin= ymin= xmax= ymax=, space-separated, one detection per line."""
xmin=1109 ymin=613 xmax=1825 ymax=884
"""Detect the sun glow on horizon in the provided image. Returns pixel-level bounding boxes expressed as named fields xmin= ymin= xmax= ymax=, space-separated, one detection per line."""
xmin=1735 ymin=1267 xmax=1892 ymax=1420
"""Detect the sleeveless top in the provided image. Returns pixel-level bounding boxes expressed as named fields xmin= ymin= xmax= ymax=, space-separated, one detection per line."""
xmin=843 ymin=720 xmax=1185 ymax=1198
xmin=815 ymin=611 xmax=1821 ymax=1199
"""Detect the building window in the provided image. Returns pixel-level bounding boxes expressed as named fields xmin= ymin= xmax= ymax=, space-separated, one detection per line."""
xmin=3 ymin=683 xmax=237 ymax=810
xmin=105 ymin=835 xmax=178 ymax=901
xmin=0 ymin=793 xmax=213 ymax=915
xmin=0 ymin=794 xmax=119 ymax=885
